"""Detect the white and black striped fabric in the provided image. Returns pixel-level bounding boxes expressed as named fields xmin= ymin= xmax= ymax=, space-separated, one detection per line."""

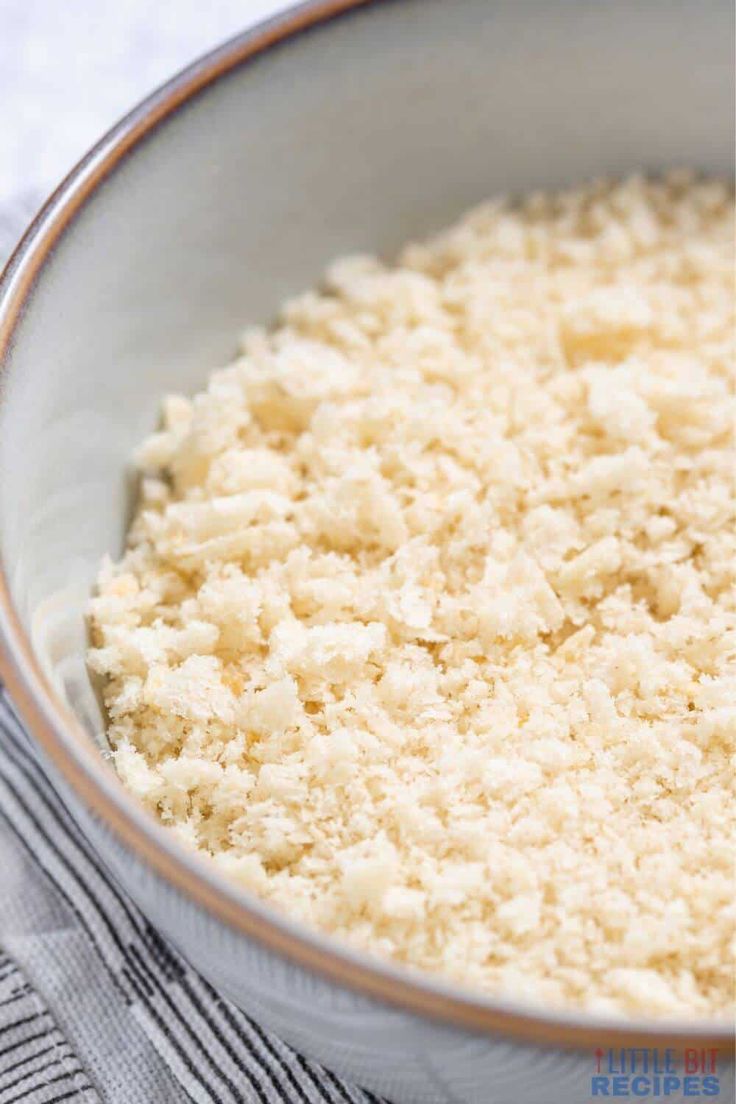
xmin=0 ymin=688 xmax=384 ymax=1104
xmin=0 ymin=950 xmax=97 ymax=1104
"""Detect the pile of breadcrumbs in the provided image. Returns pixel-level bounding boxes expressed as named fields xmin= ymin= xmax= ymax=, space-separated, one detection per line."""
xmin=89 ymin=174 xmax=735 ymax=1018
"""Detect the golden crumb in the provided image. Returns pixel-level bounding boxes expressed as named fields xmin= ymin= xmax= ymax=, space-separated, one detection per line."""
xmin=90 ymin=174 xmax=735 ymax=1018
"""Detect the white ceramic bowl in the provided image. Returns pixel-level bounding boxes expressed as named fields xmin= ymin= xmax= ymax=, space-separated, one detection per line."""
xmin=0 ymin=2 xmax=733 ymax=1101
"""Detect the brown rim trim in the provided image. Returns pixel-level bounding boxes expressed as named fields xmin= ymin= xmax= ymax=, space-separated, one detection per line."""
xmin=0 ymin=0 xmax=732 ymax=1052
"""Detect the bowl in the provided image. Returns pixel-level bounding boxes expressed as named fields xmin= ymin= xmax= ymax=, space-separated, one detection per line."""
xmin=0 ymin=1 xmax=733 ymax=1101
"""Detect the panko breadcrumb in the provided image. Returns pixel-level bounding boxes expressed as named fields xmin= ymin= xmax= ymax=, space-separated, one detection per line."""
xmin=89 ymin=174 xmax=735 ymax=1019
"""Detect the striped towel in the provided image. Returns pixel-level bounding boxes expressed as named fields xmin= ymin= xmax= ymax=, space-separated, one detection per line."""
xmin=0 ymin=687 xmax=383 ymax=1104
xmin=0 ymin=950 xmax=96 ymax=1104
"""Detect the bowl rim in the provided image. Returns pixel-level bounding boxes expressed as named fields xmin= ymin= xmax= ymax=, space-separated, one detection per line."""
xmin=0 ymin=0 xmax=732 ymax=1051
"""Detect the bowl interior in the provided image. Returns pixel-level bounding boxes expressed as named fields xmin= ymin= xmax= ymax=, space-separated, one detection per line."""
xmin=0 ymin=0 xmax=733 ymax=797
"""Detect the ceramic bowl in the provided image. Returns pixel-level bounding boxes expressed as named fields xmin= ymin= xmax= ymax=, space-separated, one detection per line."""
xmin=0 ymin=2 xmax=733 ymax=1101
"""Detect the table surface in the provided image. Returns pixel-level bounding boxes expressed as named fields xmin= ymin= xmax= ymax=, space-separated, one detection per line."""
xmin=0 ymin=0 xmax=290 ymax=258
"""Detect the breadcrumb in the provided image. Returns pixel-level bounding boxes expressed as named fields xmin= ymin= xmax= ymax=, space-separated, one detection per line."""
xmin=89 ymin=175 xmax=735 ymax=1018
